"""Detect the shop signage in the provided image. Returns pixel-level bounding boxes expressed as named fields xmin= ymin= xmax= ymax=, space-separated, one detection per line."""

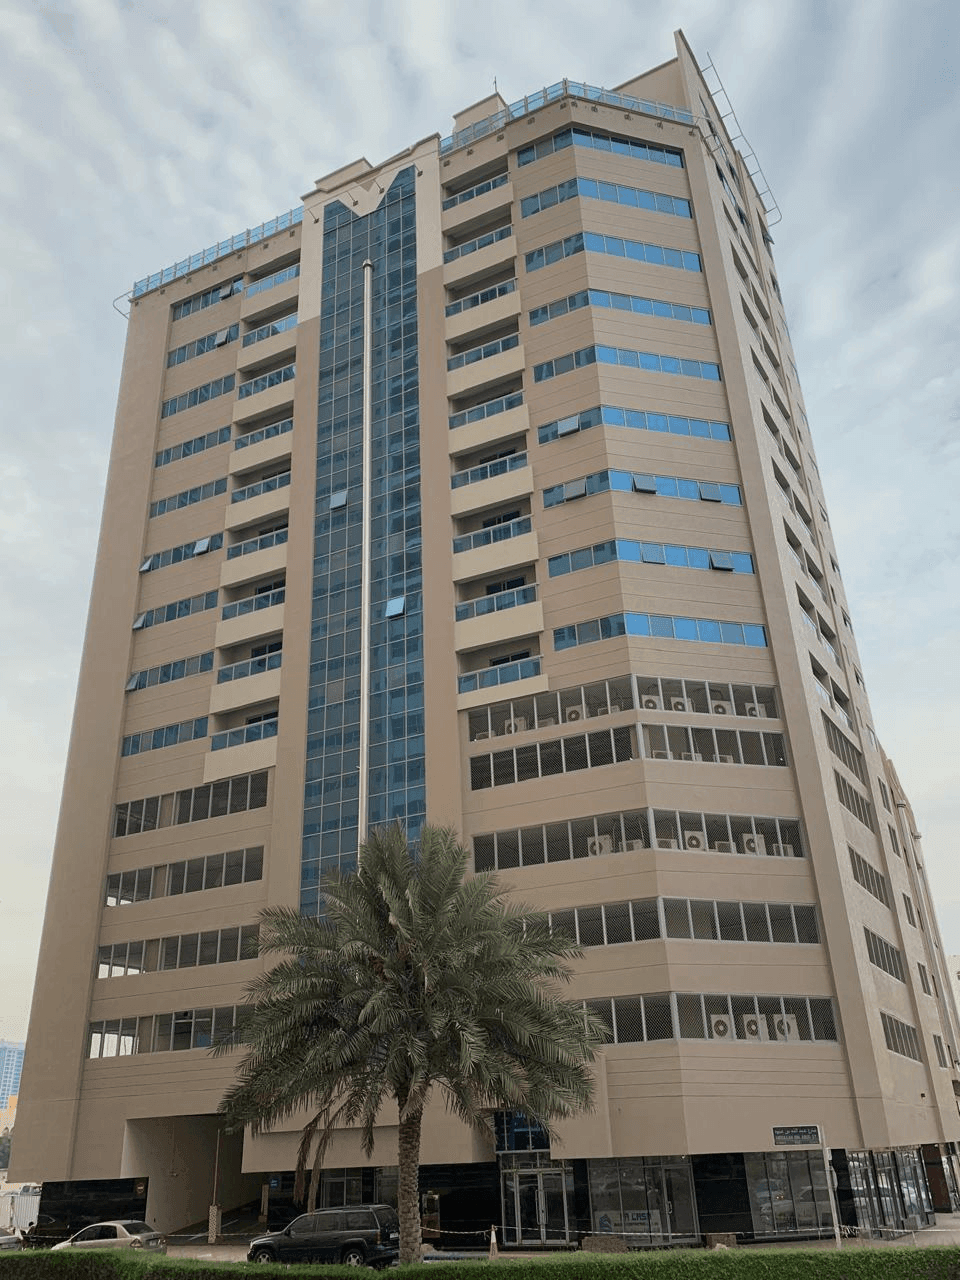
xmin=772 ymin=1125 xmax=822 ymax=1146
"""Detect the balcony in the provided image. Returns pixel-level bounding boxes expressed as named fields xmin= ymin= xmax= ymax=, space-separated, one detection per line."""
xmin=215 ymin=588 xmax=285 ymax=648
xmin=233 ymin=364 xmax=295 ymax=426
xmin=240 ymin=264 xmax=300 ymax=324
xmin=220 ymin=535 xmax=287 ymax=589
xmin=229 ymin=425 xmax=292 ymax=476
xmin=448 ymin=393 xmax=528 ymax=457
xmin=455 ymin=656 xmax=550 ymax=717
xmin=447 ymin=336 xmax=525 ymax=401
xmin=454 ymin=587 xmax=543 ymax=655
xmin=211 ymin=716 xmax=278 ymax=752
xmin=443 ymin=227 xmax=516 ymax=290
xmin=445 ymin=278 xmax=520 ymax=344
xmin=209 ymin=655 xmax=282 ymax=715
xmin=450 ymin=457 xmax=533 ymax=519
xmin=224 ymin=476 xmax=291 ymax=531
xmin=203 ymin=721 xmax=278 ymax=783
xmin=236 ymin=322 xmax=297 ymax=374
xmin=441 ymin=174 xmax=512 ymax=233
xmin=452 ymin=519 xmax=538 ymax=585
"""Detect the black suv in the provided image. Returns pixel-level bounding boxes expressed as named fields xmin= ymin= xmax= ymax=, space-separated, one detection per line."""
xmin=247 ymin=1204 xmax=400 ymax=1266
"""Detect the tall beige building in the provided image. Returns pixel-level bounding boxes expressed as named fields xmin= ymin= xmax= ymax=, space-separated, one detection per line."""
xmin=12 ymin=31 xmax=960 ymax=1245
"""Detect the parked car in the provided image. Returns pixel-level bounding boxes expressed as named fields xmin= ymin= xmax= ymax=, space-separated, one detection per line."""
xmin=247 ymin=1204 xmax=400 ymax=1266
xmin=51 ymin=1220 xmax=166 ymax=1253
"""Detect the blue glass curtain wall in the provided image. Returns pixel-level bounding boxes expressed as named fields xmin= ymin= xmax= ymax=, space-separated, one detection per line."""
xmin=300 ymin=168 xmax=425 ymax=913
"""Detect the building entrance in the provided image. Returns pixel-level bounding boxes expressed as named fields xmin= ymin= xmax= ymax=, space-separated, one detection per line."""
xmin=500 ymin=1160 xmax=573 ymax=1244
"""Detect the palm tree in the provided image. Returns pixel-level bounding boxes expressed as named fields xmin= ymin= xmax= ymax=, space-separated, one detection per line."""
xmin=218 ymin=822 xmax=602 ymax=1263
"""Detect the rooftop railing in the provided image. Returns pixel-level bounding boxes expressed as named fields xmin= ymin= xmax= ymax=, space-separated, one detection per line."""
xmin=132 ymin=207 xmax=303 ymax=298
xmin=439 ymin=80 xmax=693 ymax=156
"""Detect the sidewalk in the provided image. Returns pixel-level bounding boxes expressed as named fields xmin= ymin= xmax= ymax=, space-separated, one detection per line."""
xmin=166 ymin=1211 xmax=960 ymax=1263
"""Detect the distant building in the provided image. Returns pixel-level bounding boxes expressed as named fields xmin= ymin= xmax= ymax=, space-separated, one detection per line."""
xmin=0 ymin=1046 xmax=23 ymax=1114
xmin=11 ymin=28 xmax=960 ymax=1246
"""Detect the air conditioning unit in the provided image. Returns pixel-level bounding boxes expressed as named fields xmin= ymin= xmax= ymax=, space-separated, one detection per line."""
xmin=745 ymin=703 xmax=767 ymax=718
xmin=608 ymin=704 xmax=622 ymax=714
xmin=642 ymin=696 xmax=662 ymax=710
xmin=504 ymin=717 xmax=527 ymax=735
xmin=740 ymin=832 xmax=767 ymax=856
xmin=564 ymin=706 xmax=584 ymax=723
xmin=770 ymin=843 xmax=795 ymax=858
xmin=587 ymin=834 xmax=613 ymax=858
xmin=683 ymin=830 xmax=706 ymax=851
xmin=739 ymin=1014 xmax=768 ymax=1041
xmin=681 ymin=752 xmax=703 ymax=762
xmin=712 ymin=700 xmax=733 ymax=715
xmin=772 ymin=1014 xmax=798 ymax=1041
xmin=657 ymin=837 xmax=679 ymax=849
xmin=713 ymin=840 xmax=735 ymax=854
xmin=595 ymin=706 xmax=609 ymax=716
xmin=710 ymin=1014 xmax=734 ymax=1040
xmin=624 ymin=840 xmax=646 ymax=853
xmin=474 ymin=730 xmax=490 ymax=741
xmin=670 ymin=697 xmax=691 ymax=711
xmin=651 ymin=750 xmax=671 ymax=760
xmin=717 ymin=753 xmax=735 ymax=763
xmin=539 ymin=717 xmax=557 ymax=727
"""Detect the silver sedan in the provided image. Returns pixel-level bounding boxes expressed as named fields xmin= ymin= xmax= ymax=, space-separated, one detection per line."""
xmin=51 ymin=1220 xmax=166 ymax=1253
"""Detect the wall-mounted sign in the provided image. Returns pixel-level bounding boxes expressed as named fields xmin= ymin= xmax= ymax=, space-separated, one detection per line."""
xmin=772 ymin=1125 xmax=822 ymax=1146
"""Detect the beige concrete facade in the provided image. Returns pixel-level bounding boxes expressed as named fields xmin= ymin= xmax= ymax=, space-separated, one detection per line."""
xmin=12 ymin=30 xmax=960 ymax=1244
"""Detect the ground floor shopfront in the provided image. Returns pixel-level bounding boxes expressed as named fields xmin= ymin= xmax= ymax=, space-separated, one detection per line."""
xmin=261 ymin=1140 xmax=960 ymax=1246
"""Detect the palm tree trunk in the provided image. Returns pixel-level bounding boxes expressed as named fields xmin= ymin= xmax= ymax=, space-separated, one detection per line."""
xmin=397 ymin=1103 xmax=423 ymax=1264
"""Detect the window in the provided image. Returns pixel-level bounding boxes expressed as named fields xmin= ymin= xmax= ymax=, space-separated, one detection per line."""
xmin=121 ymin=716 xmax=207 ymax=758
xmin=126 ymin=651 xmax=213 ymax=693
xmin=555 ymin=611 xmax=767 ymax=653
xmin=821 ymin=713 xmax=867 ymax=783
xmin=150 ymin=476 xmax=227 ymax=518
xmin=516 ymin=125 xmax=683 ymax=170
xmin=98 ymin=924 xmax=258 ymax=977
xmin=521 ymin=176 xmax=690 ymax=220
xmin=167 ymin=324 xmax=239 ymax=367
xmin=864 ymin=928 xmax=905 ymax=982
xmin=534 ymin=343 xmax=720 ymax=384
xmin=472 ymin=807 xmax=802 ymax=871
xmin=525 ymin=230 xmax=700 ymax=274
xmin=544 ymin=467 xmax=741 ymax=509
xmin=918 ymin=964 xmax=931 ymax=996
xmin=531 ymin=287 xmax=709 ymax=329
xmin=155 ymin=425 xmax=230 ymax=468
xmin=139 ymin=533 xmax=223 ymax=572
xmin=171 ymin=279 xmax=242 ymax=321
xmin=934 ymin=1035 xmax=949 ymax=1068
xmin=104 ymin=848 xmax=263 ymax=906
xmin=87 ymin=1006 xmax=238 ymax=1057
xmin=161 ymin=376 xmax=235 ymax=419
xmin=385 ymin=596 xmax=406 ymax=618
xmin=903 ymin=894 xmax=916 ymax=927
xmin=537 ymin=403 xmax=730 ymax=445
xmin=848 ymin=846 xmax=889 ymax=906
xmin=880 ymin=1011 xmax=921 ymax=1061
xmin=835 ymin=771 xmax=875 ymax=831
xmin=469 ymin=727 xmax=634 ymax=790
xmin=133 ymin=590 xmax=218 ymax=631
xmin=113 ymin=772 xmax=268 ymax=837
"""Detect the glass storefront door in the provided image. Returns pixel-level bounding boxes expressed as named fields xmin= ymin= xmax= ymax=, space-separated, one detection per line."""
xmin=501 ymin=1160 xmax=572 ymax=1244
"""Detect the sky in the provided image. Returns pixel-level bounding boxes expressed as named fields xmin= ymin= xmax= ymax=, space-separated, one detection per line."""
xmin=0 ymin=0 xmax=958 ymax=1044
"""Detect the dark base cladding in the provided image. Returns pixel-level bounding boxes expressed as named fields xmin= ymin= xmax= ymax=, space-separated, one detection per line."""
xmin=691 ymin=1153 xmax=753 ymax=1239
xmin=30 ymin=1177 xmax=148 ymax=1248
